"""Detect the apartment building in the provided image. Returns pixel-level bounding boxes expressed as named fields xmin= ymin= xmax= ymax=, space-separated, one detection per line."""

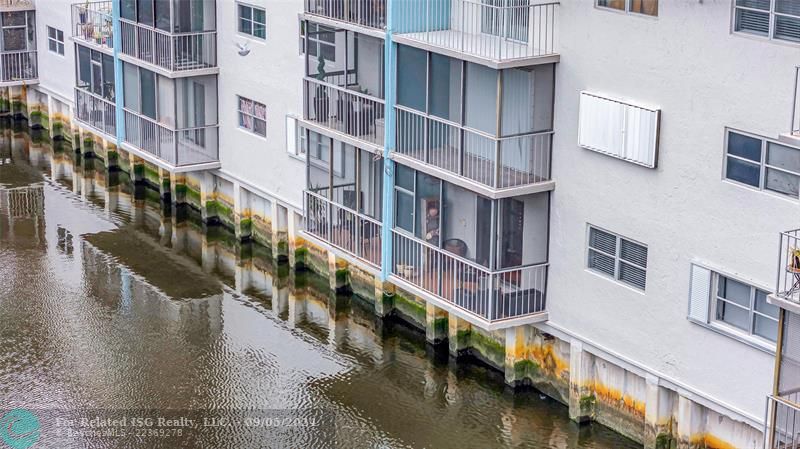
xmin=11 ymin=0 xmax=800 ymax=448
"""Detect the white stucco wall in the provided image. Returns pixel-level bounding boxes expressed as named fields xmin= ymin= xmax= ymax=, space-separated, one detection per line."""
xmin=548 ymin=0 xmax=799 ymax=421
xmin=216 ymin=0 xmax=305 ymax=208
xmin=35 ymin=0 xmax=76 ymax=103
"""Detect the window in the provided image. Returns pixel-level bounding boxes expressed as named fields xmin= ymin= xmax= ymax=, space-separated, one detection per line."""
xmin=597 ymin=0 xmax=658 ymax=16
xmin=76 ymin=45 xmax=115 ymax=100
xmin=306 ymin=22 xmax=336 ymax=62
xmin=299 ymin=20 xmax=305 ymax=55
xmin=238 ymin=96 xmax=266 ymax=137
xmin=238 ymin=3 xmax=266 ymax=40
xmin=47 ymin=26 xmax=64 ymax=55
xmin=688 ymin=264 xmax=778 ymax=346
xmin=587 ymin=226 xmax=648 ymax=290
xmin=286 ymin=115 xmax=307 ymax=158
xmin=734 ymin=0 xmax=800 ymax=43
xmin=578 ymin=92 xmax=661 ymax=168
xmin=724 ymin=129 xmax=800 ymax=198
xmin=1 ymin=11 xmax=35 ymax=52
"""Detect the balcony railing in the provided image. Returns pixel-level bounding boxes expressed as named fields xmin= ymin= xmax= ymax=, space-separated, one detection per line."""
xmin=304 ymin=190 xmax=382 ymax=267
xmin=396 ymin=106 xmax=551 ymax=189
xmin=305 ymin=0 xmax=386 ymax=29
xmin=792 ymin=66 xmax=799 ymax=136
xmin=395 ymin=0 xmax=558 ymax=62
xmin=71 ymin=1 xmax=113 ymax=51
xmin=119 ymin=19 xmax=217 ymax=73
xmin=123 ymin=109 xmax=219 ymax=167
xmin=304 ymin=77 xmax=385 ymax=147
xmin=0 ymin=50 xmax=37 ymax=83
xmin=774 ymin=229 xmax=800 ymax=305
xmin=74 ymin=88 xmax=115 ymax=137
xmin=391 ymin=230 xmax=547 ymax=322
xmin=766 ymin=395 xmax=800 ymax=448
xmin=0 ymin=0 xmax=34 ymax=10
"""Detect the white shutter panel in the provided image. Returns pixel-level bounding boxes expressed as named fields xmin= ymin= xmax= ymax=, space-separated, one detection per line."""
xmin=578 ymin=91 xmax=660 ymax=168
xmin=286 ymin=115 xmax=297 ymax=155
xmin=688 ymin=264 xmax=712 ymax=323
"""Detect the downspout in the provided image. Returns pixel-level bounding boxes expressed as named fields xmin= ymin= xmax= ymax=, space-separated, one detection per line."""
xmin=111 ymin=0 xmax=125 ymax=143
xmin=380 ymin=0 xmax=396 ymax=281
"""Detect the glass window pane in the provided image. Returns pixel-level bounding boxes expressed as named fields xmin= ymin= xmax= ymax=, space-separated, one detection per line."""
xmin=768 ymin=142 xmax=800 ymax=173
xmin=716 ymin=300 xmax=751 ymax=332
xmin=253 ymin=8 xmax=266 ymax=24
xmin=48 ymin=26 xmax=55 ymax=39
xmin=254 ymin=23 xmax=266 ymax=39
xmin=735 ymin=8 xmax=770 ymax=35
xmin=121 ymin=0 xmax=136 ymax=21
xmin=48 ymin=39 xmax=56 ymax=53
xmin=620 ymin=239 xmax=647 ymax=268
xmin=239 ymin=5 xmax=251 ymax=20
xmin=2 ymin=11 xmax=26 ymax=27
xmin=397 ymin=45 xmax=427 ymax=112
xmin=395 ymin=191 xmax=414 ymax=233
xmin=415 ymin=173 xmax=441 ymax=242
xmin=726 ymin=157 xmax=761 ymax=187
xmin=775 ymin=15 xmax=800 ymax=43
xmin=589 ymin=227 xmax=616 ymax=255
xmin=239 ymin=18 xmax=252 ymax=35
xmin=619 ymin=262 xmax=647 ymax=290
xmin=597 ymin=0 xmax=625 ymax=10
xmin=3 ymin=28 xmax=26 ymax=51
xmin=429 ymin=53 xmax=461 ymax=122
xmin=755 ymin=315 xmax=778 ymax=342
xmin=464 ymin=62 xmax=498 ymax=134
xmin=137 ymin=0 xmax=154 ymax=26
xmin=78 ymin=46 xmax=91 ymax=87
xmin=629 ymin=0 xmax=658 ymax=16
xmin=718 ymin=276 xmax=752 ymax=308
xmin=766 ymin=168 xmax=800 ymax=197
xmin=57 ymin=29 xmax=63 ymax=41
xmin=396 ymin=163 xmax=415 ymax=191
xmin=139 ymin=69 xmax=156 ymax=119
xmin=737 ymin=0 xmax=770 ymax=10
xmin=254 ymin=118 xmax=266 ymax=137
xmin=756 ymin=290 xmax=779 ymax=318
xmin=588 ymin=249 xmax=615 ymax=277
xmin=727 ymin=132 xmax=762 ymax=162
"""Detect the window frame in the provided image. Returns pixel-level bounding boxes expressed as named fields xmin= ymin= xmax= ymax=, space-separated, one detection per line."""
xmin=723 ymin=128 xmax=800 ymax=200
xmin=305 ymin=22 xmax=336 ymax=63
xmin=586 ymin=225 xmax=648 ymax=291
xmin=237 ymin=95 xmax=267 ymax=138
xmin=711 ymin=271 xmax=779 ymax=345
xmin=286 ymin=115 xmax=307 ymax=160
xmin=595 ymin=0 xmax=658 ymax=17
xmin=237 ymin=2 xmax=266 ymax=40
xmin=731 ymin=0 xmax=800 ymax=45
xmin=47 ymin=26 xmax=64 ymax=56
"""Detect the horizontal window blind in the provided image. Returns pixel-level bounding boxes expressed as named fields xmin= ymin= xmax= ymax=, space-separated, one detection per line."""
xmin=578 ymin=92 xmax=660 ymax=168
xmin=587 ymin=226 xmax=648 ymax=291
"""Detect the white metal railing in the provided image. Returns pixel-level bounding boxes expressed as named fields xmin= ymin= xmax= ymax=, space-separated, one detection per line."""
xmin=119 ymin=19 xmax=217 ymax=72
xmin=395 ymin=105 xmax=551 ymax=189
xmin=391 ymin=230 xmax=547 ymax=322
xmin=395 ymin=0 xmax=558 ymax=61
xmin=305 ymin=190 xmax=382 ymax=267
xmin=123 ymin=109 xmax=219 ymax=167
xmin=305 ymin=0 xmax=386 ymax=29
xmin=766 ymin=395 xmax=800 ymax=448
xmin=75 ymin=88 xmax=116 ymax=137
xmin=72 ymin=1 xmax=114 ymax=50
xmin=0 ymin=50 xmax=37 ymax=82
xmin=304 ymin=77 xmax=385 ymax=146
xmin=792 ymin=66 xmax=799 ymax=136
xmin=775 ymin=229 xmax=800 ymax=304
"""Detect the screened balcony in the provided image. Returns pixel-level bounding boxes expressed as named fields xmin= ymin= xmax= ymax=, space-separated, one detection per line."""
xmin=71 ymin=1 xmax=113 ymax=51
xmin=394 ymin=0 xmax=558 ymax=66
xmin=765 ymin=310 xmax=800 ymax=448
xmin=119 ymin=0 xmax=217 ymax=74
xmin=74 ymin=45 xmax=116 ymax=137
xmin=121 ymin=62 xmax=219 ymax=169
xmin=391 ymin=164 xmax=549 ymax=325
xmin=395 ymin=45 xmax=553 ymax=193
xmin=304 ymin=0 xmax=386 ymax=30
xmin=0 ymin=9 xmax=36 ymax=84
xmin=304 ymin=130 xmax=383 ymax=267
xmin=303 ymin=22 xmax=385 ymax=147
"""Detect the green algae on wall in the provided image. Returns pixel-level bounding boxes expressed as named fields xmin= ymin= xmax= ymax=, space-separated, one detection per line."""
xmin=393 ymin=293 xmax=426 ymax=329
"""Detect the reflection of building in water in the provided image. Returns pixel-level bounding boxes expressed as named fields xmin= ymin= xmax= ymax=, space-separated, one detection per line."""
xmin=1 ymin=183 xmax=44 ymax=218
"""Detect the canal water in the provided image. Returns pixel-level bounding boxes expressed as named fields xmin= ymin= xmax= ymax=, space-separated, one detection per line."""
xmin=0 ymin=125 xmax=639 ymax=448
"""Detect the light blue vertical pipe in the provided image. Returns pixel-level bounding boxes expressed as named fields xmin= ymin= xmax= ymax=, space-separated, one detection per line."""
xmin=111 ymin=0 xmax=125 ymax=142
xmin=380 ymin=0 xmax=397 ymax=281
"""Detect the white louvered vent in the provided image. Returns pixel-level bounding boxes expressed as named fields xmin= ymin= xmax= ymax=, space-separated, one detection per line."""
xmin=687 ymin=264 xmax=711 ymax=323
xmin=578 ymin=91 xmax=661 ymax=168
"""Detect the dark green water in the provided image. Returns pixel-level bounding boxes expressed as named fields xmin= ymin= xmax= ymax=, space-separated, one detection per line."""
xmin=0 ymin=125 xmax=639 ymax=448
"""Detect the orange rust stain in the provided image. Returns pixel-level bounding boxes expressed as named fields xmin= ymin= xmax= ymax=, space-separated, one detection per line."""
xmin=589 ymin=383 xmax=645 ymax=418
xmin=529 ymin=343 xmax=568 ymax=377
xmin=702 ymin=434 xmax=738 ymax=449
